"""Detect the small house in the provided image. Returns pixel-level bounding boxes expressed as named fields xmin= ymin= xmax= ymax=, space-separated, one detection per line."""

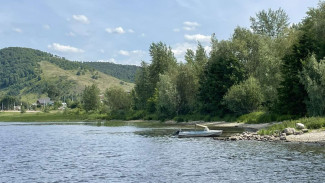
xmin=37 ymin=98 xmax=54 ymax=106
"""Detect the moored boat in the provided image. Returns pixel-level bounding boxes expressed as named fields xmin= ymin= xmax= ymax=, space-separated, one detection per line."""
xmin=177 ymin=124 xmax=223 ymax=138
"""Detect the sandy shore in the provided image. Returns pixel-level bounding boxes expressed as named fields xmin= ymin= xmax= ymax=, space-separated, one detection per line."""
xmin=286 ymin=130 xmax=325 ymax=143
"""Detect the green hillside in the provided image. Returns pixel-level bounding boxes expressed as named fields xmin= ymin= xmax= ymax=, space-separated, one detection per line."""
xmin=83 ymin=62 xmax=140 ymax=83
xmin=0 ymin=47 xmax=134 ymax=103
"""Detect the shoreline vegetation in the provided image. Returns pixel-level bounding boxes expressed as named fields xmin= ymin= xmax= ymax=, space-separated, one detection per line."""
xmin=1 ymin=110 xmax=324 ymax=144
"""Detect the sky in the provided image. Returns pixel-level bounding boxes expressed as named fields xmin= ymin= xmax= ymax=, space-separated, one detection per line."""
xmin=0 ymin=0 xmax=320 ymax=65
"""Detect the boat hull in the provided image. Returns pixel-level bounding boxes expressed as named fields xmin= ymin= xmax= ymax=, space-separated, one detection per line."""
xmin=178 ymin=130 xmax=223 ymax=138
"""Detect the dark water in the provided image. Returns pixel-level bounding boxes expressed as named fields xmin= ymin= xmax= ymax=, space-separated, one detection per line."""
xmin=0 ymin=122 xmax=324 ymax=183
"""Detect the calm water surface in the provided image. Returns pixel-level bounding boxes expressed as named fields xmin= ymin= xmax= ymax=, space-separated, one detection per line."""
xmin=0 ymin=122 xmax=324 ymax=182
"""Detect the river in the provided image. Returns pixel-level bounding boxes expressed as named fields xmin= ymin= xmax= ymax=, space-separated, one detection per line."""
xmin=0 ymin=122 xmax=324 ymax=182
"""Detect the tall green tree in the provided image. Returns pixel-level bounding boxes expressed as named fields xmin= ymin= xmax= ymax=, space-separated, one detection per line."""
xmin=148 ymin=42 xmax=177 ymax=97
xmin=194 ymin=42 xmax=208 ymax=76
xmin=276 ymin=2 xmax=325 ymax=115
xmin=199 ymin=40 xmax=245 ymax=114
xmin=176 ymin=64 xmax=198 ymax=114
xmin=277 ymin=34 xmax=313 ymax=115
xmin=301 ymin=1 xmax=325 ymax=60
xmin=82 ymin=84 xmax=100 ymax=112
xmin=300 ymin=56 xmax=325 ymax=116
xmin=133 ymin=61 xmax=151 ymax=110
xmin=156 ymin=74 xmax=178 ymax=119
xmin=250 ymin=8 xmax=289 ymax=38
xmin=184 ymin=49 xmax=195 ymax=65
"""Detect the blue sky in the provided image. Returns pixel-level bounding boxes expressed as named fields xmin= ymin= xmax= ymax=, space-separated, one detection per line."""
xmin=0 ymin=0 xmax=319 ymax=65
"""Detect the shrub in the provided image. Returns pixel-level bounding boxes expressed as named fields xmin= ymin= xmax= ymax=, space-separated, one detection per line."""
xmin=223 ymin=77 xmax=264 ymax=115
xmin=126 ymin=110 xmax=146 ymax=120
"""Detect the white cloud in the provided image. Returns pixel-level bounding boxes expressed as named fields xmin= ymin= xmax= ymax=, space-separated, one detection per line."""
xmin=13 ymin=28 xmax=22 ymax=33
xmin=119 ymin=49 xmax=146 ymax=56
xmin=184 ymin=34 xmax=210 ymax=43
xmin=48 ymin=43 xmax=84 ymax=53
xmin=72 ymin=15 xmax=90 ymax=24
xmin=43 ymin=24 xmax=50 ymax=30
xmin=119 ymin=50 xmax=130 ymax=56
xmin=105 ymin=27 xmax=126 ymax=34
xmin=183 ymin=21 xmax=199 ymax=27
xmin=183 ymin=21 xmax=199 ymax=31
xmin=183 ymin=26 xmax=195 ymax=31
xmin=131 ymin=50 xmax=145 ymax=54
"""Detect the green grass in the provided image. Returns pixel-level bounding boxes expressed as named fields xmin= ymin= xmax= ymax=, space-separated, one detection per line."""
xmin=258 ymin=117 xmax=325 ymax=135
xmin=0 ymin=111 xmax=106 ymax=122
xmin=237 ymin=111 xmax=297 ymax=124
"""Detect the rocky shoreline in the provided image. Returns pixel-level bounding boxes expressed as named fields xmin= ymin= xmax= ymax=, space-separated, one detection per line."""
xmin=214 ymin=130 xmax=325 ymax=146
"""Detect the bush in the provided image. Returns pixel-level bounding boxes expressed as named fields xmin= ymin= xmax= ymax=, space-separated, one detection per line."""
xmin=126 ymin=110 xmax=146 ymax=120
xmin=223 ymin=77 xmax=264 ymax=115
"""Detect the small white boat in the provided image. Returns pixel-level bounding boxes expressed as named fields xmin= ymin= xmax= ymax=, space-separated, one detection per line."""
xmin=177 ymin=124 xmax=223 ymax=138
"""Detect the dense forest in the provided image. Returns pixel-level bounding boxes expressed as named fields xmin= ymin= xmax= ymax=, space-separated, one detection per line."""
xmin=83 ymin=62 xmax=139 ymax=83
xmin=112 ymin=2 xmax=325 ymax=121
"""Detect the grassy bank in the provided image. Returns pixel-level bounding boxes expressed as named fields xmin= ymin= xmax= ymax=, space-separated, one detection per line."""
xmin=258 ymin=117 xmax=325 ymax=135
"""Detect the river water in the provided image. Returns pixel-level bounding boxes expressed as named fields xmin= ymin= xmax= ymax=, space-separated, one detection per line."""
xmin=0 ymin=122 xmax=324 ymax=182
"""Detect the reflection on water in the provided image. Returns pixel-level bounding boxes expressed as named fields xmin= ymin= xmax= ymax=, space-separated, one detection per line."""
xmin=0 ymin=122 xmax=324 ymax=182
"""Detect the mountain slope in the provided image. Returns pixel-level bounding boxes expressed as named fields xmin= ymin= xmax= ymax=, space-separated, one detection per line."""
xmin=39 ymin=61 xmax=133 ymax=92
xmin=83 ymin=62 xmax=140 ymax=83
xmin=0 ymin=47 xmax=134 ymax=103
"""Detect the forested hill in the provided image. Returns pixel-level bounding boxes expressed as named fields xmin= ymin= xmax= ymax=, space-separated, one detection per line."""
xmin=83 ymin=62 xmax=140 ymax=83
xmin=0 ymin=47 xmax=133 ymax=102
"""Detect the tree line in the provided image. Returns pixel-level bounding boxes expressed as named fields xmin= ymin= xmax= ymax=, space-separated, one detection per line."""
xmin=101 ymin=2 xmax=325 ymax=121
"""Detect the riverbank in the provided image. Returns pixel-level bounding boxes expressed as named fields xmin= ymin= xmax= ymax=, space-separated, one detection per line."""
xmin=1 ymin=111 xmax=324 ymax=144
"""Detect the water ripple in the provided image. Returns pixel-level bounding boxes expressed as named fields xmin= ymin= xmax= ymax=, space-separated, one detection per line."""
xmin=0 ymin=124 xmax=324 ymax=182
